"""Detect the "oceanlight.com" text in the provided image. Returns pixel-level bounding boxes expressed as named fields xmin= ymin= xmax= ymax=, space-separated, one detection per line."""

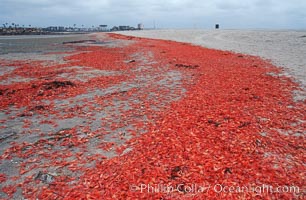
xmin=129 ymin=183 xmax=300 ymax=195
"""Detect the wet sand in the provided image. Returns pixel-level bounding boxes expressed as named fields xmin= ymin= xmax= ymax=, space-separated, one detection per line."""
xmin=0 ymin=34 xmax=92 ymax=54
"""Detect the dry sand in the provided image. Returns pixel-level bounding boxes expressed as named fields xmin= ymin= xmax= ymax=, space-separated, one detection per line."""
xmin=118 ymin=29 xmax=306 ymax=97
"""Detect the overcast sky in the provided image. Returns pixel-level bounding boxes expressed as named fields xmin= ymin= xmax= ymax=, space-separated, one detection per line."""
xmin=1 ymin=0 xmax=305 ymax=29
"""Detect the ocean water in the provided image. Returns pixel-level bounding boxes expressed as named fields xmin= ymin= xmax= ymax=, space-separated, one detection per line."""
xmin=0 ymin=34 xmax=90 ymax=54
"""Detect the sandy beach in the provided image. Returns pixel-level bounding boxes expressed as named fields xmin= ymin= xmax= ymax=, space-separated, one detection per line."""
xmin=118 ymin=29 xmax=306 ymax=91
xmin=0 ymin=33 xmax=305 ymax=199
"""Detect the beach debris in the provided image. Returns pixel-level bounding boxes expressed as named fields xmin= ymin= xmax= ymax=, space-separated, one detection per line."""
xmin=207 ymin=119 xmax=221 ymax=127
xmin=127 ymin=59 xmax=136 ymax=63
xmin=224 ymin=167 xmax=232 ymax=174
xmin=0 ymin=89 xmax=5 ymax=95
xmin=30 ymin=105 xmax=46 ymax=111
xmin=43 ymin=80 xmax=75 ymax=90
xmin=175 ymin=63 xmax=199 ymax=69
xmin=238 ymin=121 xmax=251 ymax=128
xmin=0 ymin=131 xmax=17 ymax=141
xmin=170 ymin=166 xmax=182 ymax=179
xmin=63 ymin=40 xmax=96 ymax=44
xmin=45 ymin=128 xmax=73 ymax=142
xmin=0 ymin=88 xmax=13 ymax=96
xmin=35 ymin=171 xmax=55 ymax=184
xmin=19 ymin=112 xmax=33 ymax=117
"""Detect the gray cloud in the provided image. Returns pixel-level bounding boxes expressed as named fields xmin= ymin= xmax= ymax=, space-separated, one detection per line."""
xmin=0 ymin=0 xmax=305 ymax=29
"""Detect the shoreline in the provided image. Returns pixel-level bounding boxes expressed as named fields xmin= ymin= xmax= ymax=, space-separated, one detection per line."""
xmin=0 ymin=32 xmax=90 ymax=37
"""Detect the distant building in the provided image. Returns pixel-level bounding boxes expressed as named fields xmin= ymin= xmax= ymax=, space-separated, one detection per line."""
xmin=110 ymin=26 xmax=119 ymax=31
xmin=110 ymin=25 xmax=137 ymax=31
xmin=119 ymin=26 xmax=130 ymax=31
xmin=45 ymin=26 xmax=65 ymax=32
xmin=137 ymin=23 xmax=144 ymax=30
xmin=99 ymin=25 xmax=108 ymax=31
xmin=58 ymin=26 xmax=65 ymax=31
